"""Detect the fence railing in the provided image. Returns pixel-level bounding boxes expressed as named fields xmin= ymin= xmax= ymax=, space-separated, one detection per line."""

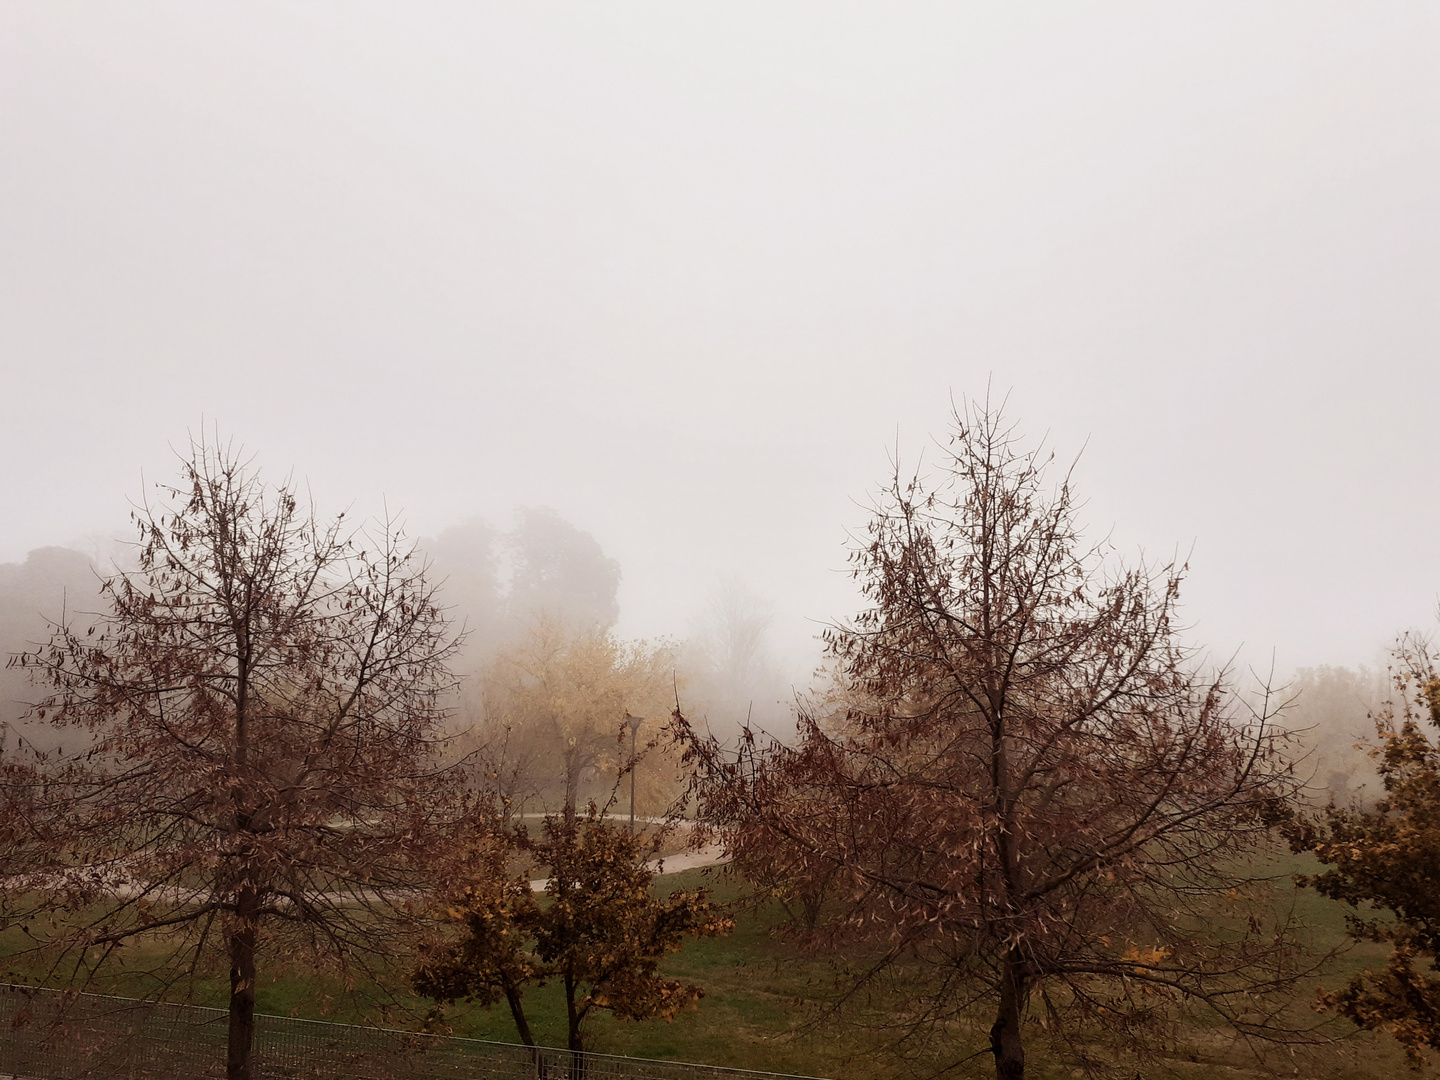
xmin=0 ymin=983 xmax=829 ymax=1080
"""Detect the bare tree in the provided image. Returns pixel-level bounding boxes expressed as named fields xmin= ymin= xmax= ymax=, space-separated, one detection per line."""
xmin=1281 ymin=664 xmax=1387 ymax=806
xmin=675 ymin=401 xmax=1313 ymax=1080
xmin=8 ymin=436 xmax=461 ymax=1080
xmin=680 ymin=580 xmax=788 ymax=743
xmin=0 ymin=546 xmax=101 ymax=753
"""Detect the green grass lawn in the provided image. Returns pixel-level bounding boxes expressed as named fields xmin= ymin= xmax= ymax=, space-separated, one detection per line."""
xmin=558 ymin=860 xmax=1416 ymax=1080
xmin=0 ymin=856 xmax=1427 ymax=1080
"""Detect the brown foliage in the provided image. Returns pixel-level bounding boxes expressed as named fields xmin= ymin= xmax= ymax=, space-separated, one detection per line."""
xmin=413 ymin=807 xmax=733 ymax=1052
xmin=5 ymin=435 xmax=462 ymax=1080
xmin=1287 ymin=639 xmax=1440 ymax=1068
xmin=675 ymin=401 xmax=1314 ymax=1080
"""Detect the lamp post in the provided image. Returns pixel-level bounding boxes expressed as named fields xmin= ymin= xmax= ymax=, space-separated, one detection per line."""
xmin=625 ymin=713 xmax=644 ymax=834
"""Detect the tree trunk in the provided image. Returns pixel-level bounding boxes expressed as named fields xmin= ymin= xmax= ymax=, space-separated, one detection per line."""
xmin=564 ymin=970 xmax=583 ymax=1051
xmin=988 ymin=947 xmax=1027 ymax=1080
xmin=564 ymin=971 xmax=586 ymax=1080
xmin=502 ymin=980 xmax=536 ymax=1047
xmin=226 ymin=889 xmax=259 ymax=1080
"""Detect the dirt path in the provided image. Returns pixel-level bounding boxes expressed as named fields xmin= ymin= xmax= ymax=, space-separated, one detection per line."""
xmin=527 ymin=836 xmax=729 ymax=890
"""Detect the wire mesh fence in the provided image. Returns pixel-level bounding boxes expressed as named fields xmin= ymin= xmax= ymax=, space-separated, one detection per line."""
xmin=0 ymin=983 xmax=828 ymax=1080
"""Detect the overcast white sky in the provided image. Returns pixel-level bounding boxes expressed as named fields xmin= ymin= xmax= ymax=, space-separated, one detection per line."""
xmin=2 ymin=3 xmax=1436 ymax=681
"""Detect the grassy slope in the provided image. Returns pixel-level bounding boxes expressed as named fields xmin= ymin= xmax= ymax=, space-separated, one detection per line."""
xmin=264 ymin=858 xmax=1420 ymax=1079
xmin=1 ymin=856 xmax=1426 ymax=1079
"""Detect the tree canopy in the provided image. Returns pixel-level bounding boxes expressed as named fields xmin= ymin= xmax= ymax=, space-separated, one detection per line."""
xmin=469 ymin=618 xmax=679 ymax=821
xmin=413 ymin=808 xmax=733 ymax=1052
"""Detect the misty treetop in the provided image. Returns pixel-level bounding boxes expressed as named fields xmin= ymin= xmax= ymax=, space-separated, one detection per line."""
xmin=0 ymin=547 xmax=98 ymax=755
xmin=424 ymin=508 xmax=621 ymax=667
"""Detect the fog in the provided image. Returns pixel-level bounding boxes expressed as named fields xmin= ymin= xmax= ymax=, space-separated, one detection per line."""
xmin=2 ymin=3 xmax=1437 ymax=692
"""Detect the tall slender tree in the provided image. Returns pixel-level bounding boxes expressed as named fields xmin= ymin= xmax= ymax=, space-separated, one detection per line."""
xmin=676 ymin=401 xmax=1311 ymax=1080
xmin=9 ymin=435 xmax=461 ymax=1080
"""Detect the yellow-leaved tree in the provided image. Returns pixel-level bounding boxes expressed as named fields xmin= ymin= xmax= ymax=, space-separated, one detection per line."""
xmin=470 ymin=618 xmax=682 ymax=821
